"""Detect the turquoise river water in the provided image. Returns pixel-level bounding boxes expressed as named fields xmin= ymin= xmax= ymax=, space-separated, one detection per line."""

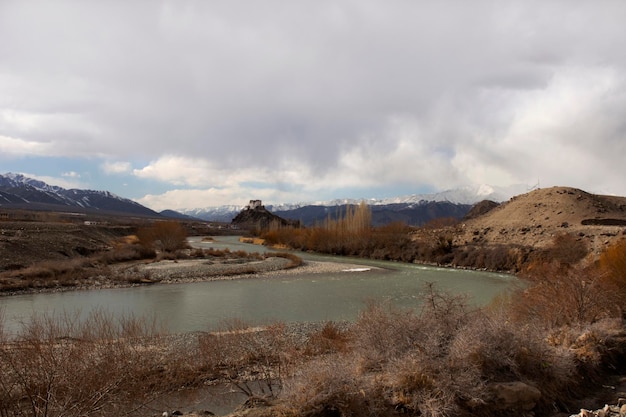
xmin=0 ymin=236 xmax=517 ymax=336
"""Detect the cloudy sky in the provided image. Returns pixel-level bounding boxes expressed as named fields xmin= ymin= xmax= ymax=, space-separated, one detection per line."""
xmin=1 ymin=1 xmax=625 ymax=211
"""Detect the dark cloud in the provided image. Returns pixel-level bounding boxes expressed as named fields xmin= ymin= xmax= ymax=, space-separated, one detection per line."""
xmin=2 ymin=1 xmax=626 ymax=208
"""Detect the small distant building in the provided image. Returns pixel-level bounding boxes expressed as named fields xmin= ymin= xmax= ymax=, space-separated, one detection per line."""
xmin=247 ymin=200 xmax=263 ymax=210
xmin=84 ymin=220 xmax=98 ymax=226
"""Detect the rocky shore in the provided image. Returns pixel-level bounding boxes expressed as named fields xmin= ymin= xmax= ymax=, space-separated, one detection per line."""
xmin=1 ymin=253 xmax=381 ymax=296
xmin=114 ymin=257 xmax=381 ymax=284
xmin=568 ymin=397 xmax=626 ymax=417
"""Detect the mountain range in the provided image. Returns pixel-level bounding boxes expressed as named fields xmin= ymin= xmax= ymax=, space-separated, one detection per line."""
xmin=180 ymin=184 xmax=529 ymax=226
xmin=0 ymin=172 xmax=527 ymax=226
xmin=0 ymin=173 xmax=160 ymax=217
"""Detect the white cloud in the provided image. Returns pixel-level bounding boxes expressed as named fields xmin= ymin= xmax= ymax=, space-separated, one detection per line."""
xmin=3 ymin=1 xmax=626 ymax=205
xmin=101 ymin=161 xmax=132 ymax=175
xmin=0 ymin=134 xmax=54 ymax=156
xmin=450 ymin=66 xmax=626 ymax=193
xmin=132 ymin=156 xmax=219 ymax=187
xmin=17 ymin=172 xmax=84 ymax=190
xmin=62 ymin=171 xmax=81 ymax=178
xmin=136 ymin=185 xmax=311 ymax=211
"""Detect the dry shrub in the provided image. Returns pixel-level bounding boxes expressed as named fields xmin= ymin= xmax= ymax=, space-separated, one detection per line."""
xmin=198 ymin=319 xmax=293 ymax=399
xmin=599 ymin=239 xmax=626 ymax=314
xmin=189 ymin=248 xmax=206 ymax=258
xmin=0 ymin=310 xmax=169 ymax=417
xmin=335 ymin=287 xmax=477 ymax=416
xmin=282 ymin=355 xmax=387 ymax=417
xmin=422 ymin=217 xmax=459 ymax=229
xmin=530 ymin=233 xmax=589 ymax=267
xmin=449 ymin=310 xmax=577 ymax=412
xmin=546 ymin=318 xmax=626 ymax=380
xmin=303 ymin=322 xmax=351 ymax=356
xmin=514 ymin=262 xmax=618 ymax=327
xmin=351 ymin=301 xmax=422 ymax=370
xmin=0 ymin=258 xmax=106 ymax=291
xmin=7 ymin=258 xmax=92 ymax=279
xmin=417 ymin=283 xmax=472 ymax=350
xmin=363 ymin=222 xmax=417 ymax=262
xmin=377 ymin=286 xmax=479 ymax=417
xmin=204 ymin=247 xmax=231 ymax=257
xmin=386 ymin=355 xmax=467 ymax=417
xmin=99 ymin=243 xmax=156 ymax=264
xmin=268 ymin=252 xmax=303 ymax=269
xmin=137 ymin=221 xmax=188 ymax=253
xmin=451 ymin=245 xmax=526 ymax=272
xmin=259 ymin=226 xmax=289 ymax=247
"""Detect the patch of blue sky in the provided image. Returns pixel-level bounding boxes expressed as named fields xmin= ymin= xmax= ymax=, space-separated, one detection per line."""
xmin=0 ymin=156 xmax=171 ymax=200
xmin=0 ymin=156 xmax=93 ymax=184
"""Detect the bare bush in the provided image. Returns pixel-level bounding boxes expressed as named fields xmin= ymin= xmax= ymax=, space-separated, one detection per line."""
xmin=386 ymin=354 xmax=467 ymax=417
xmin=376 ymin=286 xmax=479 ymax=417
xmin=99 ymin=243 xmax=156 ymax=264
xmin=137 ymin=221 xmax=188 ymax=253
xmin=268 ymin=252 xmax=303 ymax=269
xmin=351 ymin=301 xmax=423 ymax=370
xmin=599 ymin=238 xmax=626 ymax=316
xmin=198 ymin=319 xmax=293 ymax=399
xmin=529 ymin=233 xmax=589 ymax=267
xmin=449 ymin=309 xmax=578 ymax=411
xmin=514 ymin=262 xmax=618 ymax=327
xmin=303 ymin=321 xmax=351 ymax=356
xmin=282 ymin=355 xmax=387 ymax=417
xmin=0 ymin=311 xmax=169 ymax=417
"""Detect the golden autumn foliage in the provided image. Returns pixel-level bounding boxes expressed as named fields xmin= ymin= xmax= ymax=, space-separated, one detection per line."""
xmin=261 ymin=201 xmax=375 ymax=255
xmin=598 ymin=238 xmax=626 ymax=313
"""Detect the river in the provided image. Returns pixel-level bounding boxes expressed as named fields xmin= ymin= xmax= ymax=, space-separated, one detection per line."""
xmin=0 ymin=236 xmax=516 ymax=336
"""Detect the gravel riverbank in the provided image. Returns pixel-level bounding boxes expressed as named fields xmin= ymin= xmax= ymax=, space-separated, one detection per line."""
xmin=115 ymin=257 xmax=381 ymax=284
xmin=1 ymin=253 xmax=381 ymax=296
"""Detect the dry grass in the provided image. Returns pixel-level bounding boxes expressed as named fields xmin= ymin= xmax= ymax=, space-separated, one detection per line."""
xmin=0 ymin=310 xmax=180 ymax=417
xmin=197 ymin=319 xmax=295 ymax=399
xmin=279 ymin=282 xmax=625 ymax=417
xmin=0 ymin=240 xmax=289 ymax=292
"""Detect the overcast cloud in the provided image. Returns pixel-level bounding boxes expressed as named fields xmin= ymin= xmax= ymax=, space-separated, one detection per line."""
xmin=1 ymin=1 xmax=625 ymax=210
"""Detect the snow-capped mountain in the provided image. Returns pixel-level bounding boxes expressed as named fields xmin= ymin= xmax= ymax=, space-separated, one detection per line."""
xmin=262 ymin=184 xmax=527 ymax=211
xmin=0 ymin=173 xmax=160 ymax=217
xmin=371 ymin=184 xmax=529 ymax=206
xmin=0 ymin=172 xmax=527 ymax=225
xmin=182 ymin=205 xmax=246 ymax=223
xmin=179 ymin=184 xmax=526 ymax=226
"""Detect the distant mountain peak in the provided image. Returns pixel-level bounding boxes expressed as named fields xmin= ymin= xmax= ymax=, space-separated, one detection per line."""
xmin=178 ymin=184 xmax=527 ymax=226
xmin=0 ymin=173 xmax=159 ymax=217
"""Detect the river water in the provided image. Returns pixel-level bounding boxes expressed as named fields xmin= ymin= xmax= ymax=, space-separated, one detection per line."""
xmin=0 ymin=236 xmax=516 ymax=336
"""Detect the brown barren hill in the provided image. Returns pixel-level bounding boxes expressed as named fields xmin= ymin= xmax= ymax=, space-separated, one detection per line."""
xmin=454 ymin=186 xmax=626 ymax=254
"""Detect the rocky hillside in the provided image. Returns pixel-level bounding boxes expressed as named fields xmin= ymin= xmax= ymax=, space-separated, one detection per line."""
xmin=455 ymin=186 xmax=626 ymax=254
xmin=231 ymin=203 xmax=300 ymax=230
